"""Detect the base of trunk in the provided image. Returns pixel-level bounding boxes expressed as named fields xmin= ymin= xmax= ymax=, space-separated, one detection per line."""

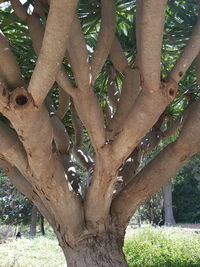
xmin=63 ymin=236 xmax=128 ymax=267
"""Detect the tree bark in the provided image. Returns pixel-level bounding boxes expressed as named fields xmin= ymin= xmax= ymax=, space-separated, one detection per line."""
xmin=40 ymin=216 xmax=45 ymax=236
xmin=163 ymin=181 xmax=176 ymax=225
xmin=29 ymin=205 xmax=37 ymax=237
xmin=60 ymin=236 xmax=128 ymax=267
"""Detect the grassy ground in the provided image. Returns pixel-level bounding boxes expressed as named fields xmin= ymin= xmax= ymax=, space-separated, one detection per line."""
xmin=1 ymin=226 xmax=200 ymax=266
xmin=0 ymin=235 xmax=65 ymax=267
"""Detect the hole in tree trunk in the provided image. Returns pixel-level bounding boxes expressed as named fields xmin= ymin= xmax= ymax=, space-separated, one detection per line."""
xmin=15 ymin=95 xmax=28 ymax=106
xmin=169 ymin=89 xmax=175 ymax=96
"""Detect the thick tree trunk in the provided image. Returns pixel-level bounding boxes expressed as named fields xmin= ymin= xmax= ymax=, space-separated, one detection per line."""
xmin=29 ymin=205 xmax=37 ymax=237
xmin=163 ymin=181 xmax=176 ymax=225
xmin=60 ymin=236 xmax=128 ymax=267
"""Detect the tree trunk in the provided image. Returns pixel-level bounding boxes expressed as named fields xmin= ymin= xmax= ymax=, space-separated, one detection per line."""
xmin=60 ymin=236 xmax=128 ymax=267
xmin=29 ymin=205 xmax=37 ymax=237
xmin=40 ymin=215 xmax=45 ymax=236
xmin=2 ymin=225 xmax=12 ymax=241
xmin=163 ymin=181 xmax=176 ymax=225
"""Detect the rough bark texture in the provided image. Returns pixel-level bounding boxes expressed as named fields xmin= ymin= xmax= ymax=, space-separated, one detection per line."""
xmin=61 ymin=236 xmax=128 ymax=267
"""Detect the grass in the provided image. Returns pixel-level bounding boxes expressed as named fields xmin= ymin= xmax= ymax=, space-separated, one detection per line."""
xmin=0 ymin=236 xmax=65 ymax=267
xmin=1 ymin=226 xmax=200 ymax=266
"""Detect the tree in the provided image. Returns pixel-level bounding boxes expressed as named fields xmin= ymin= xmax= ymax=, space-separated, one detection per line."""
xmin=0 ymin=171 xmax=41 ymax=235
xmin=0 ymin=171 xmax=33 ymax=226
xmin=0 ymin=0 xmax=200 ymax=266
xmin=163 ymin=181 xmax=176 ymax=225
xmin=29 ymin=205 xmax=38 ymax=236
xmin=173 ymin=153 xmax=200 ymax=223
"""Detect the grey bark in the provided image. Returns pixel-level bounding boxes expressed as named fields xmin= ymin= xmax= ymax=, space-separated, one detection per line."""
xmin=29 ymin=205 xmax=37 ymax=237
xmin=163 ymin=181 xmax=176 ymax=225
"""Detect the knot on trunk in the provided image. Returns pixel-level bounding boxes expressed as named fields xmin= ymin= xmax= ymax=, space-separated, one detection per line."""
xmin=9 ymin=87 xmax=33 ymax=110
xmin=161 ymin=78 xmax=178 ymax=103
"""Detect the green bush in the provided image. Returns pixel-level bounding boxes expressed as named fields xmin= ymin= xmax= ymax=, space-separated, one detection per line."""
xmin=124 ymin=226 xmax=200 ymax=267
xmin=173 ymin=154 xmax=200 ymax=223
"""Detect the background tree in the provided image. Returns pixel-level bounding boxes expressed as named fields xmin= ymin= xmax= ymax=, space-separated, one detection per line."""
xmin=173 ymin=153 xmax=200 ymax=223
xmin=0 ymin=170 xmax=33 ymax=226
xmin=0 ymin=0 xmax=200 ymax=266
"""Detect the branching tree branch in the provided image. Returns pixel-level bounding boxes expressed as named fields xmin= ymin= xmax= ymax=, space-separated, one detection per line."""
xmin=111 ymin=99 xmax=200 ymax=228
xmin=11 ymin=0 xmax=75 ymax=97
xmin=107 ymin=64 xmax=140 ymax=140
xmin=1 ymin=0 xmax=200 ymax=264
xmin=111 ymin=79 xmax=178 ymax=165
xmin=72 ymin=90 xmax=106 ymax=151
